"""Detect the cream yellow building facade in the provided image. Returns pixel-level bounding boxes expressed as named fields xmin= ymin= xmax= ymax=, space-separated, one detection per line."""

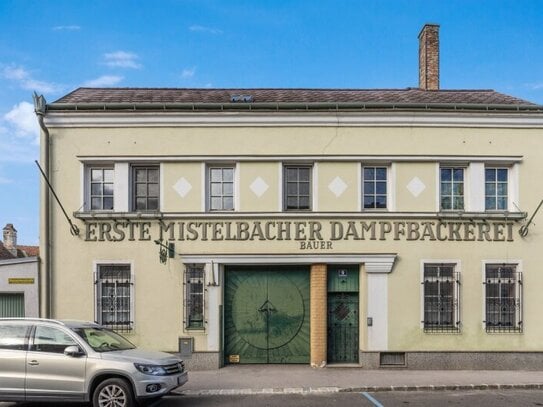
xmin=36 ymin=26 xmax=543 ymax=370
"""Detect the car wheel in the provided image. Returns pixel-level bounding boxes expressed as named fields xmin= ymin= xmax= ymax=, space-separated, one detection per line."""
xmin=93 ymin=378 xmax=135 ymax=407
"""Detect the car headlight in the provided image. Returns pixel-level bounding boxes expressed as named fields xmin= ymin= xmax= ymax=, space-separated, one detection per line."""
xmin=134 ymin=363 xmax=168 ymax=376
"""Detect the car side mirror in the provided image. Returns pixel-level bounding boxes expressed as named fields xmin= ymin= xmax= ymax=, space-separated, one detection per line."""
xmin=64 ymin=345 xmax=84 ymax=357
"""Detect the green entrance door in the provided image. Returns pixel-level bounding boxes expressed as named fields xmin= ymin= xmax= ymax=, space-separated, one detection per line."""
xmin=224 ymin=266 xmax=310 ymax=364
xmin=327 ymin=265 xmax=359 ymax=364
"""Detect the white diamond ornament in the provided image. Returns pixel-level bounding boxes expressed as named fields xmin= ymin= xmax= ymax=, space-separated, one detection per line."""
xmin=328 ymin=176 xmax=348 ymax=197
xmin=250 ymin=177 xmax=269 ymax=197
xmin=173 ymin=177 xmax=192 ymax=198
xmin=407 ymin=177 xmax=426 ymax=197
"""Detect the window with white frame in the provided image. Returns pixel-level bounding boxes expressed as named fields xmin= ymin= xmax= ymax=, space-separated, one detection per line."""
xmin=132 ymin=166 xmax=159 ymax=211
xmin=363 ymin=166 xmax=387 ymax=209
xmin=95 ymin=264 xmax=133 ymax=332
xmin=422 ymin=263 xmax=460 ymax=332
xmin=485 ymin=168 xmax=508 ymax=211
xmin=208 ymin=166 xmax=234 ymax=211
xmin=440 ymin=167 xmax=464 ymax=211
xmin=284 ymin=165 xmax=312 ymax=210
xmin=484 ymin=264 xmax=522 ymax=332
xmin=89 ymin=167 xmax=114 ymax=210
xmin=184 ymin=264 xmax=205 ymax=329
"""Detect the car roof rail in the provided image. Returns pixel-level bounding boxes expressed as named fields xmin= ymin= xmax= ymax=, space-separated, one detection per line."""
xmin=0 ymin=317 xmax=65 ymax=326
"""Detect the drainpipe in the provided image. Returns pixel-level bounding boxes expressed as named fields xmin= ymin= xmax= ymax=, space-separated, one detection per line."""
xmin=33 ymin=93 xmax=51 ymax=318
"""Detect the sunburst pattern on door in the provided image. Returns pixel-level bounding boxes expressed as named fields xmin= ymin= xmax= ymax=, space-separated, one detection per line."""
xmin=224 ymin=266 xmax=310 ymax=364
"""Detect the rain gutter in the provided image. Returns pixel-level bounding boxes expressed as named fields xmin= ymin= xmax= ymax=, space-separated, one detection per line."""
xmin=33 ymin=93 xmax=51 ymax=318
xmin=45 ymin=101 xmax=543 ymax=113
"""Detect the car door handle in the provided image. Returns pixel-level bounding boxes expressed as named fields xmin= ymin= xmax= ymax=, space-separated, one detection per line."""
xmin=28 ymin=360 xmax=39 ymax=366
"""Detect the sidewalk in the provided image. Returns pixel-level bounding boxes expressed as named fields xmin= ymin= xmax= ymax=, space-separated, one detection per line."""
xmin=177 ymin=365 xmax=543 ymax=396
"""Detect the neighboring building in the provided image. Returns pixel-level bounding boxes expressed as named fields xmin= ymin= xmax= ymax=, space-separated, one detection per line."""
xmin=36 ymin=24 xmax=543 ymax=370
xmin=0 ymin=224 xmax=39 ymax=317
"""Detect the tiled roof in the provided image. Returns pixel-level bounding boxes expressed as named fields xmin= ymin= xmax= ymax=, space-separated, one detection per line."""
xmin=17 ymin=246 xmax=39 ymax=257
xmin=0 ymin=242 xmax=39 ymax=259
xmin=0 ymin=244 xmax=15 ymax=260
xmin=52 ymin=87 xmax=536 ymax=108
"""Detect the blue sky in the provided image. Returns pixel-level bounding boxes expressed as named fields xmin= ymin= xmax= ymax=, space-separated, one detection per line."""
xmin=1 ymin=0 xmax=542 ymax=245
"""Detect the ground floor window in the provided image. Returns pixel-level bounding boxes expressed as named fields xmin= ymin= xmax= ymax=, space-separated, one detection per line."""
xmin=0 ymin=293 xmax=25 ymax=317
xmin=184 ymin=264 xmax=205 ymax=329
xmin=422 ymin=263 xmax=460 ymax=332
xmin=484 ymin=263 xmax=522 ymax=332
xmin=95 ymin=264 xmax=133 ymax=332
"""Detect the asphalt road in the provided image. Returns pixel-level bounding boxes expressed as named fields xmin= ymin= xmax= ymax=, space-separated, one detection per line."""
xmin=2 ymin=389 xmax=543 ymax=406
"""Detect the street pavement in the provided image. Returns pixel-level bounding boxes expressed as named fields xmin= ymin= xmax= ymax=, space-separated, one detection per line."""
xmin=178 ymin=365 xmax=543 ymax=396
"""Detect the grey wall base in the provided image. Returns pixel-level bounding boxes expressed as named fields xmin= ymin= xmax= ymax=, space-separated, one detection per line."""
xmin=359 ymin=351 xmax=543 ymax=370
xmin=176 ymin=351 xmax=221 ymax=371
xmin=176 ymin=351 xmax=543 ymax=370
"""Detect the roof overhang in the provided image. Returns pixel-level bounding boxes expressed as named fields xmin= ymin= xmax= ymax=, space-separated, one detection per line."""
xmin=43 ymin=109 xmax=543 ymax=128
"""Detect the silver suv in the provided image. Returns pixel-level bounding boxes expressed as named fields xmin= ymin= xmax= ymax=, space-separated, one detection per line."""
xmin=0 ymin=318 xmax=188 ymax=406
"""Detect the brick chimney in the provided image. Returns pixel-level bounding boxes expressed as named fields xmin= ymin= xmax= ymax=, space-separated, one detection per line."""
xmin=418 ymin=24 xmax=440 ymax=90
xmin=2 ymin=223 xmax=18 ymax=256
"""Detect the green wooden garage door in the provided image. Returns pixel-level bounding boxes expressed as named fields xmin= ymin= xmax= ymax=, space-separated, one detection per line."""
xmin=0 ymin=293 xmax=25 ymax=317
xmin=224 ymin=266 xmax=310 ymax=364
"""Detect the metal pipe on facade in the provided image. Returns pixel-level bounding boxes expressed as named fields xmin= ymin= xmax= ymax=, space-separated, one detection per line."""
xmin=33 ymin=93 xmax=51 ymax=318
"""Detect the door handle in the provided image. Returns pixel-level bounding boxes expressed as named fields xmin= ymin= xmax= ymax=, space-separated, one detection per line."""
xmin=28 ymin=360 xmax=39 ymax=366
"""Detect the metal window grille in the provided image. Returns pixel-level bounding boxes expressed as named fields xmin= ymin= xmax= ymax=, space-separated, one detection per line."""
xmin=422 ymin=264 xmax=460 ymax=332
xmin=284 ymin=165 xmax=312 ymax=210
xmin=95 ymin=265 xmax=133 ymax=332
xmin=485 ymin=168 xmax=508 ymax=211
xmin=363 ymin=166 xmax=387 ymax=209
xmin=90 ymin=167 xmax=114 ymax=210
xmin=380 ymin=352 xmax=406 ymax=366
xmin=184 ymin=264 xmax=205 ymax=329
xmin=440 ymin=167 xmax=464 ymax=211
xmin=484 ymin=264 xmax=522 ymax=333
xmin=209 ymin=167 xmax=234 ymax=211
xmin=132 ymin=166 xmax=159 ymax=211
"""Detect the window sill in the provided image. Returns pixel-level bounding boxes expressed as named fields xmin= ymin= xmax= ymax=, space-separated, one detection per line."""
xmin=73 ymin=211 xmax=527 ymax=221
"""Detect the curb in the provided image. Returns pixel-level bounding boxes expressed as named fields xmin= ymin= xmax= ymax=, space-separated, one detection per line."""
xmin=180 ymin=383 xmax=543 ymax=396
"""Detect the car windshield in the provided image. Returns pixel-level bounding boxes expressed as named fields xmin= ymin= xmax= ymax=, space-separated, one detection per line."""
xmin=71 ymin=327 xmax=136 ymax=352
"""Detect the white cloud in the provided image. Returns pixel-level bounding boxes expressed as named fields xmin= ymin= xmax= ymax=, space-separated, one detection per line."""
xmin=20 ymin=78 xmax=61 ymax=94
xmin=2 ymin=65 xmax=28 ymax=81
xmin=0 ymin=136 xmax=39 ymax=163
xmin=181 ymin=67 xmax=196 ymax=79
xmin=4 ymin=102 xmax=39 ymax=141
xmin=83 ymin=75 xmax=124 ymax=87
xmin=528 ymin=83 xmax=543 ymax=90
xmin=52 ymin=25 xmax=81 ymax=31
xmin=0 ymin=176 xmax=13 ymax=184
xmin=189 ymin=25 xmax=223 ymax=35
xmin=0 ymin=103 xmax=40 ymax=164
xmin=1 ymin=64 xmax=63 ymax=94
xmin=103 ymin=51 xmax=142 ymax=69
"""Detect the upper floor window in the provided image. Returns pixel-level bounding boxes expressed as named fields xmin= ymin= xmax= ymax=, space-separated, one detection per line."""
xmin=89 ymin=167 xmax=114 ymax=210
xmin=440 ymin=167 xmax=464 ymax=211
xmin=208 ymin=166 xmax=234 ymax=211
xmin=484 ymin=264 xmax=522 ymax=333
xmin=284 ymin=165 xmax=312 ymax=210
xmin=422 ymin=263 xmax=460 ymax=332
xmin=132 ymin=166 xmax=159 ymax=211
xmin=485 ymin=168 xmax=508 ymax=211
xmin=363 ymin=166 xmax=387 ymax=209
